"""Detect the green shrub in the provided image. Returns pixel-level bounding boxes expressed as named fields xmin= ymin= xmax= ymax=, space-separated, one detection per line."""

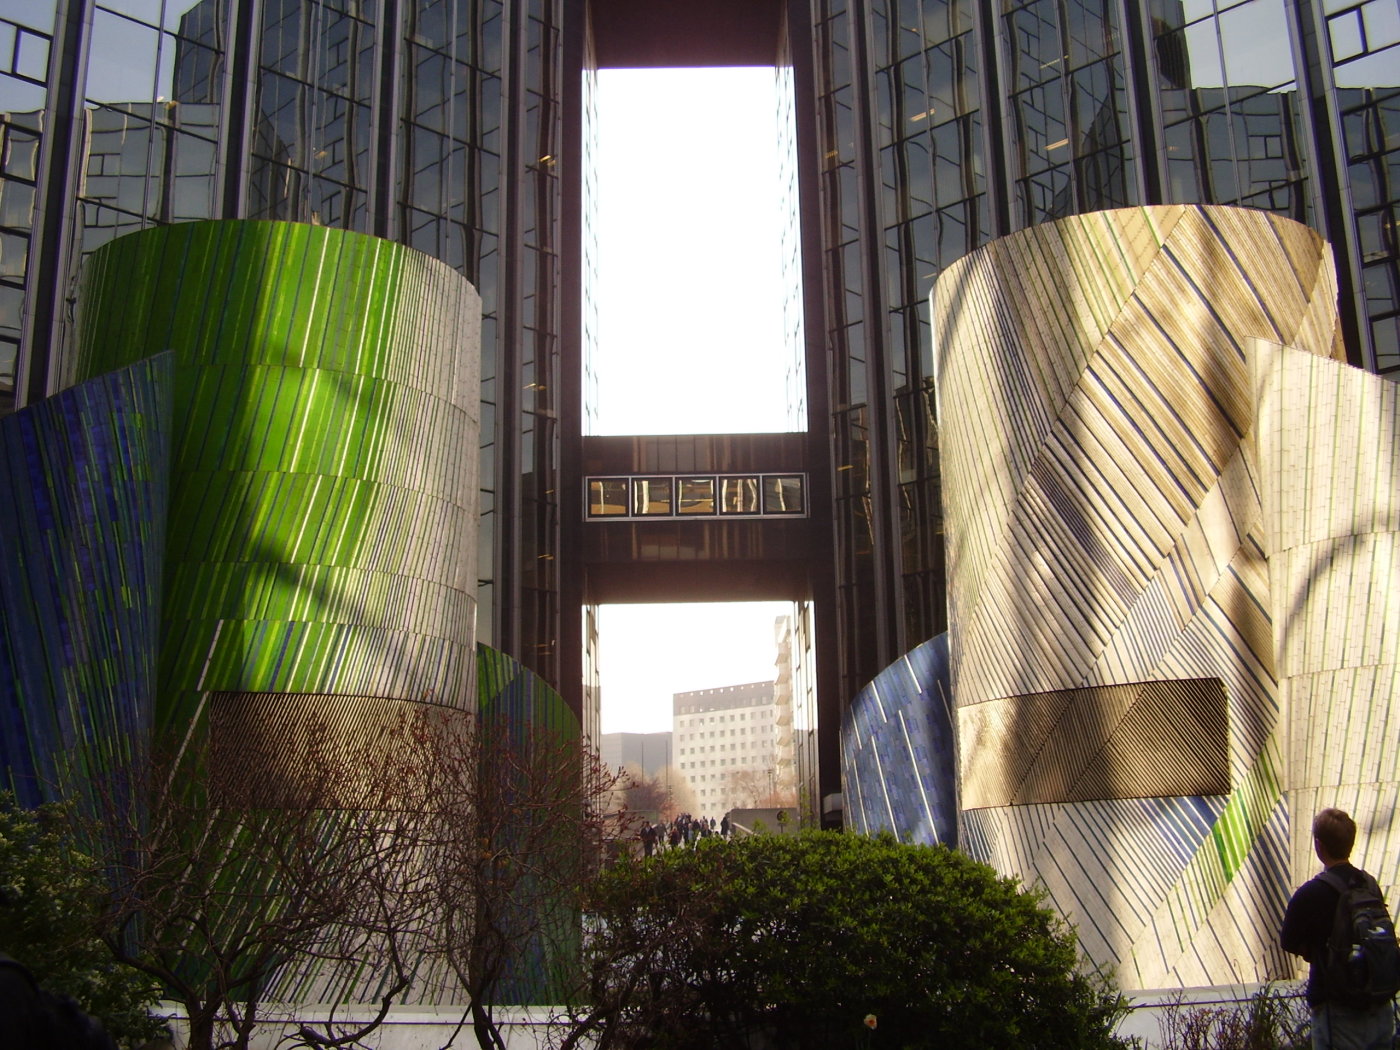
xmin=568 ymin=830 xmax=1130 ymax=1050
xmin=0 ymin=792 xmax=166 ymax=1047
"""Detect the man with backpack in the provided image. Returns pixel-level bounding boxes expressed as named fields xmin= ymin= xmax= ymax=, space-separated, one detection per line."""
xmin=1281 ymin=807 xmax=1400 ymax=1049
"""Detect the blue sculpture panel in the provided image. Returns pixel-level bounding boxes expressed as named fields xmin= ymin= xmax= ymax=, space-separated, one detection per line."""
xmin=0 ymin=356 xmax=171 ymax=806
xmin=841 ymin=634 xmax=957 ymax=847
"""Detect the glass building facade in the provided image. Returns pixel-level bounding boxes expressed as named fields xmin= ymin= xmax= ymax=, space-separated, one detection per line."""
xmin=4 ymin=0 xmax=1396 ymax=801
xmin=3 ymin=0 xmax=564 ymax=690
xmin=805 ymin=0 xmax=1398 ymax=710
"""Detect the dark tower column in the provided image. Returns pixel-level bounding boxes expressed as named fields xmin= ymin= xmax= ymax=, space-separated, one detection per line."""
xmin=495 ymin=0 xmax=527 ymax=666
xmin=558 ymin=1 xmax=588 ymax=720
xmin=1290 ymin=0 xmax=1371 ymax=372
xmin=219 ymin=0 xmax=259 ymax=218
xmin=1120 ymin=0 xmax=1166 ymax=205
xmin=17 ymin=0 xmax=89 ymax=406
xmin=847 ymin=0 xmax=902 ymax=681
xmin=370 ymin=0 xmax=404 ymax=239
xmin=786 ymin=0 xmax=843 ymax=821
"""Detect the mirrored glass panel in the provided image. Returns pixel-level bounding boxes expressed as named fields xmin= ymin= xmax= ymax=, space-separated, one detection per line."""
xmin=678 ymin=476 xmax=716 ymax=514
xmin=86 ymin=11 xmax=159 ymax=104
xmin=587 ymin=477 xmax=628 ymax=516
xmin=585 ymin=474 xmax=807 ymax=519
xmin=720 ymin=476 xmax=761 ymax=514
xmin=632 ymin=476 xmax=673 ymax=515
xmin=762 ymin=475 xmax=805 ymax=514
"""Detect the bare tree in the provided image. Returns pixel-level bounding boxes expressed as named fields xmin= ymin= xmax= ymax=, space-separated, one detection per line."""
xmin=611 ymin=765 xmax=695 ymax=825
xmin=76 ymin=720 xmax=436 ymax=1050
xmin=724 ymin=768 xmax=796 ymax=811
xmin=72 ymin=702 xmax=623 ymax=1050
xmin=400 ymin=708 xmax=627 ymax=1050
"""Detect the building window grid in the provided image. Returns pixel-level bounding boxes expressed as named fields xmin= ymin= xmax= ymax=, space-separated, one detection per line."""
xmin=1325 ymin=0 xmax=1400 ymax=67
xmin=0 ymin=10 xmax=45 ymax=409
xmin=1152 ymin=0 xmax=1308 ymax=224
xmin=1001 ymin=0 xmax=1134 ymax=223
xmin=862 ymin=5 xmax=993 ymax=658
xmin=249 ymin=0 xmax=376 ymax=227
xmin=70 ymin=1 xmax=227 ymax=254
xmin=874 ymin=25 xmax=985 ymax=384
xmin=1336 ymin=75 xmax=1400 ymax=373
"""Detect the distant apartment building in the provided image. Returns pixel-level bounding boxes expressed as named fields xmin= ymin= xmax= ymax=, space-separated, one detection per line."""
xmin=600 ymin=731 xmax=672 ymax=781
xmin=673 ymin=680 xmax=793 ymax=818
xmin=771 ymin=614 xmax=803 ymax=807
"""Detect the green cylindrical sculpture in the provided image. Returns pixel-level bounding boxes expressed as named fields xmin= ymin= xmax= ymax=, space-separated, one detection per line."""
xmin=75 ymin=221 xmax=480 ymax=753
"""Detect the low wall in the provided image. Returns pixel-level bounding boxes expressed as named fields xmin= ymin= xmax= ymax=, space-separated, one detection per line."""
xmin=151 ymin=984 xmax=1313 ymax=1049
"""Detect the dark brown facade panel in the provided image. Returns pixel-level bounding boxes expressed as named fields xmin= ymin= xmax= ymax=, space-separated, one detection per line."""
xmin=581 ymin=433 xmax=809 ymax=476
xmin=590 ymin=0 xmax=784 ymax=68
xmin=583 ymin=560 xmax=814 ymax=605
xmin=583 ymin=518 xmax=817 ymax=564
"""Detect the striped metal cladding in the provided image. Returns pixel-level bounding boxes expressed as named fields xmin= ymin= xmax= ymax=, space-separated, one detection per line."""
xmin=840 ymin=634 xmax=957 ymax=846
xmin=1 ymin=221 xmax=597 ymax=1010
xmin=72 ymin=221 xmax=481 ymax=744
xmin=935 ymin=204 xmax=1398 ymax=990
xmin=1252 ymin=339 xmax=1400 ymax=954
xmin=0 ymin=354 xmax=172 ymax=806
xmin=959 ymin=678 xmax=1229 ymax=809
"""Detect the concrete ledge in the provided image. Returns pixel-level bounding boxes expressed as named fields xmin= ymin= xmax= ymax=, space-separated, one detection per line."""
xmin=153 ymin=985 xmax=1314 ymax=1049
xmin=1114 ymin=983 xmax=1308 ymax=1048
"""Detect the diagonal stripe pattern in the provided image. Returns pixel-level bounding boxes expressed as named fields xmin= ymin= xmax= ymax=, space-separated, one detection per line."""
xmin=959 ymin=678 xmax=1229 ymax=809
xmin=933 ymin=204 xmax=1399 ymax=990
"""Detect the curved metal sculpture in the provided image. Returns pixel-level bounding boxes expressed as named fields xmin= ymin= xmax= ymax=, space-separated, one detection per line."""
xmin=934 ymin=205 xmax=1397 ymax=989
xmin=73 ymin=221 xmax=481 ymax=765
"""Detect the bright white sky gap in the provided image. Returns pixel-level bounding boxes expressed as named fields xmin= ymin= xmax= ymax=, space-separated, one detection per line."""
xmin=591 ymin=66 xmax=790 ymax=437
xmin=597 ymin=602 xmax=793 ymax=735
xmin=592 ymin=68 xmax=793 ymax=734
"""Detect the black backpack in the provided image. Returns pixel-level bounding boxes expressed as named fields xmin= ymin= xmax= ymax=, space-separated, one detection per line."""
xmin=1318 ymin=867 xmax=1400 ymax=1008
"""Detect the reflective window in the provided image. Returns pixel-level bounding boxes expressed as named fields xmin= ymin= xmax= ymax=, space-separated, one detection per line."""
xmin=678 ymin=477 xmax=716 ymax=514
xmin=1002 ymin=0 xmax=1133 ymax=222
xmin=1218 ymin=0 xmax=1293 ymax=89
xmin=762 ymin=475 xmax=805 ymax=514
xmin=631 ymin=476 xmax=673 ymax=516
xmin=585 ymin=474 xmax=808 ymax=520
xmin=587 ymin=478 xmax=628 ymax=517
xmin=1151 ymin=0 xmax=1307 ymax=224
xmin=1 ymin=1 xmax=52 ymax=414
xmin=1339 ymin=83 xmax=1400 ymax=374
xmin=249 ymin=0 xmax=376 ymax=226
xmin=13 ymin=27 xmax=49 ymax=82
xmin=721 ymin=476 xmax=760 ymax=514
xmin=67 ymin=1 xmax=225 ymax=291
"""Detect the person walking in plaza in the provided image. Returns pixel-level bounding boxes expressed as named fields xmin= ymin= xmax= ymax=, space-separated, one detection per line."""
xmin=1281 ymin=807 xmax=1399 ymax=1050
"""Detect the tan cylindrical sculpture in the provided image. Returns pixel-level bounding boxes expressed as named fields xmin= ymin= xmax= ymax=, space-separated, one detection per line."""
xmin=934 ymin=205 xmax=1398 ymax=990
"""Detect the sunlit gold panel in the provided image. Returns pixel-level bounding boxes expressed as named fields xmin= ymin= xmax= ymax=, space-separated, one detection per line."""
xmin=959 ymin=679 xmax=1229 ymax=809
